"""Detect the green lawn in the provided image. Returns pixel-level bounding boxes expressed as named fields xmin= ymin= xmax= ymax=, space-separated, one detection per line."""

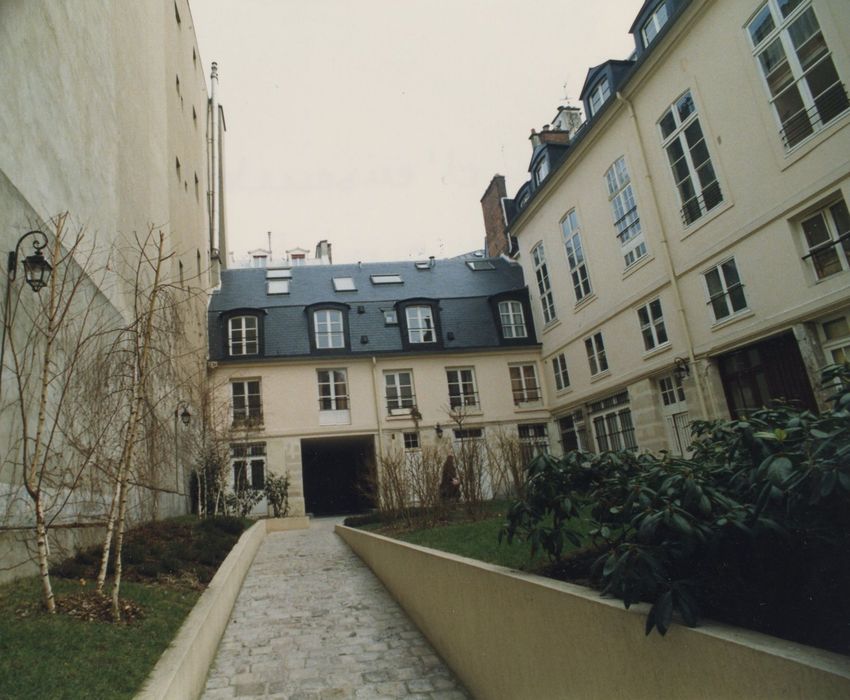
xmin=0 ymin=577 xmax=199 ymax=700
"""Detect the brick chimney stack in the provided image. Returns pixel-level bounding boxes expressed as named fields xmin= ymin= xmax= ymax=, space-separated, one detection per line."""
xmin=481 ymin=174 xmax=509 ymax=258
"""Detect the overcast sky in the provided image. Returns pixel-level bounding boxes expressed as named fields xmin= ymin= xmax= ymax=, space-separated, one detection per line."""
xmin=190 ymin=0 xmax=645 ymax=264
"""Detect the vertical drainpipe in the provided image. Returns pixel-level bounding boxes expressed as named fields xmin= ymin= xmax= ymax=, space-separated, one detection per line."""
xmin=209 ymin=62 xmax=220 ymax=258
xmin=371 ymin=356 xmax=385 ymax=491
xmin=616 ymin=91 xmax=709 ymax=419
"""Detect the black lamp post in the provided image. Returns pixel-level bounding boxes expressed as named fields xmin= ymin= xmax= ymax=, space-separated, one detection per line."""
xmin=174 ymin=402 xmax=192 ymax=492
xmin=0 ymin=230 xmax=53 ymax=388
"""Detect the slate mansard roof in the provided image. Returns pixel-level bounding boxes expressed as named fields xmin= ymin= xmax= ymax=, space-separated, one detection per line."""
xmin=208 ymin=256 xmax=539 ymax=361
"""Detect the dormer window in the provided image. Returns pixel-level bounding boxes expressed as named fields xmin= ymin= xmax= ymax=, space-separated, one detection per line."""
xmin=314 ymin=309 xmax=345 ymax=349
xmin=405 ymin=305 xmax=436 ymax=344
xmin=533 ymin=157 xmax=550 ymax=185
xmin=498 ymin=301 xmax=528 ymax=339
xmin=333 ymin=277 xmax=356 ymax=292
xmin=588 ymin=77 xmax=611 ymax=117
xmin=642 ymin=1 xmax=669 ymax=47
xmin=228 ymin=315 xmax=259 ymax=356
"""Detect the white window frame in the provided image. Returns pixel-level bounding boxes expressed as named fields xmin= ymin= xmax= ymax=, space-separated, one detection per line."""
xmin=498 ymin=300 xmax=528 ymax=339
xmin=231 ymin=443 xmax=266 ymax=493
xmin=800 ymin=197 xmax=850 ymax=280
xmin=585 ymin=332 xmax=609 ymax=375
xmin=637 ymin=298 xmax=669 ymax=351
xmin=819 ymin=313 xmax=850 ymax=365
xmin=659 ymin=90 xmax=723 ymax=226
xmin=552 ymin=352 xmax=570 ymax=391
xmin=747 ymin=0 xmax=849 ymax=150
xmin=446 ymin=367 xmax=479 ymax=409
xmin=703 ymin=258 xmax=748 ymax=322
xmin=332 ymin=277 xmax=356 ymax=291
xmin=562 ymin=210 xmax=592 ymax=302
xmin=588 ymin=77 xmax=611 ymax=117
xmin=317 ymin=369 xmax=349 ymax=411
xmin=531 ymin=243 xmax=556 ymax=324
xmin=405 ymin=305 xmax=436 ymax=344
xmin=559 ymin=411 xmax=589 ymax=453
xmin=509 ymin=364 xmax=541 ymax=405
xmin=384 ymin=370 xmax=415 ymax=413
xmin=403 ymin=431 xmax=420 ymax=451
xmin=371 ymin=274 xmax=403 ymax=284
xmin=231 ymin=379 xmax=262 ymax=424
xmin=658 ymin=375 xmax=691 ymax=455
xmin=313 ymin=309 xmax=345 ymax=349
xmin=518 ymin=423 xmax=549 ymax=461
xmin=642 ymin=1 xmax=669 ymax=46
xmin=228 ymin=315 xmax=258 ymax=356
xmin=533 ymin=157 xmax=550 ymax=185
xmin=605 ymin=157 xmax=647 ymax=268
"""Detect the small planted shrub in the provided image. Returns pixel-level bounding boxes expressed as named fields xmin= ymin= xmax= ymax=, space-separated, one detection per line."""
xmin=264 ymin=473 xmax=291 ymax=518
xmin=502 ymin=365 xmax=850 ymax=651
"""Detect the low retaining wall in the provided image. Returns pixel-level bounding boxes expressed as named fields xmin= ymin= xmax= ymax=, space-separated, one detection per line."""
xmin=138 ymin=516 xmax=309 ymax=700
xmin=337 ymin=525 xmax=850 ymax=700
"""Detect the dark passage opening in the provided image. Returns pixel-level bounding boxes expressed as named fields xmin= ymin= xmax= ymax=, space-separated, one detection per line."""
xmin=301 ymin=435 xmax=375 ymax=516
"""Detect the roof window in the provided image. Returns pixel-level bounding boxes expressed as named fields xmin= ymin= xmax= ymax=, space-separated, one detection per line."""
xmin=266 ymin=268 xmax=291 ymax=279
xmin=466 ymin=260 xmax=496 ymax=271
xmin=415 ymin=261 xmax=432 ymax=270
xmin=267 ymin=280 xmax=290 ymax=295
xmin=370 ymin=274 xmax=403 ymax=284
xmin=333 ymin=277 xmax=357 ymax=292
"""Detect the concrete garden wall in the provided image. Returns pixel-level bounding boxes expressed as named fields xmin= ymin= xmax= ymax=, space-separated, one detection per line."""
xmin=337 ymin=525 xmax=850 ymax=700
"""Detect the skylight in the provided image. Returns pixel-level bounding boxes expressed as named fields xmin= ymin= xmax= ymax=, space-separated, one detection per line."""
xmin=333 ymin=277 xmax=356 ymax=291
xmin=370 ymin=274 xmax=403 ymax=284
xmin=267 ymin=280 xmax=290 ymax=294
xmin=466 ymin=260 xmax=496 ymax=271
xmin=415 ymin=261 xmax=432 ymax=270
xmin=266 ymin=268 xmax=291 ymax=279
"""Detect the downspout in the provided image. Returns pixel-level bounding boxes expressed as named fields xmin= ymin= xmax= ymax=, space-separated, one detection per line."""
xmin=209 ymin=62 xmax=220 ymax=259
xmin=370 ymin=356 xmax=385 ymax=491
xmin=616 ymin=91 xmax=709 ymax=418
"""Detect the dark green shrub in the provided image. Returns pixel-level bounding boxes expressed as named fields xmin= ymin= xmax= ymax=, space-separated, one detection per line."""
xmin=198 ymin=515 xmax=246 ymax=536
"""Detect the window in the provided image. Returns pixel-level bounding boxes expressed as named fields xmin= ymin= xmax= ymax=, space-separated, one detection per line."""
xmin=509 ymin=364 xmax=541 ymax=405
xmin=559 ymin=412 xmax=589 ymax=453
xmin=232 ymin=443 xmax=266 ymax=492
xmin=385 ymin=370 xmax=415 ymax=412
xmin=267 ymin=280 xmax=290 ymax=294
xmin=467 ymin=260 xmax=496 ymax=271
xmin=561 ymin=210 xmax=592 ymax=303
xmin=589 ymin=392 xmax=637 ymax=452
xmin=605 ymin=157 xmax=647 ymax=267
xmin=659 ymin=91 xmax=723 ymax=225
xmin=446 ymin=368 xmax=478 ymax=408
xmin=747 ymin=1 xmax=848 ymax=149
xmin=403 ymin=432 xmax=420 ymax=451
xmin=588 ymin=77 xmax=611 ymax=117
xmin=266 ymin=269 xmax=292 ymax=279
xmin=821 ymin=314 xmax=850 ymax=365
xmin=371 ymin=274 xmax=402 ymax=284
xmin=518 ymin=424 xmax=549 ymax=463
xmin=406 ymin=305 xmax=436 ymax=344
xmin=231 ymin=380 xmax=262 ymax=424
xmin=531 ymin=243 xmax=556 ymax=324
xmin=585 ymin=332 xmax=608 ymax=375
xmin=333 ymin=277 xmax=356 ymax=291
xmin=642 ymin=1 xmax=669 ymax=46
xmin=498 ymin=301 xmax=528 ymax=339
xmin=317 ymin=369 xmax=349 ymax=411
xmin=659 ymin=375 xmax=686 ymax=406
xmin=313 ymin=309 xmax=345 ymax=349
xmin=658 ymin=375 xmax=691 ymax=455
xmin=533 ymin=157 xmax=550 ymax=185
xmin=552 ymin=352 xmax=570 ymax=391
xmin=228 ymin=316 xmax=258 ymax=356
xmin=383 ymin=309 xmax=398 ymax=325
xmin=800 ymin=197 xmax=850 ymax=279
xmin=637 ymin=299 xmax=669 ymax=351
xmin=703 ymin=258 xmax=748 ymax=321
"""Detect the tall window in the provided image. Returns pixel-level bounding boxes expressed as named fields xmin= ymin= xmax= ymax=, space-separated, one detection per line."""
xmin=559 ymin=412 xmax=589 ymax=453
xmin=658 ymin=375 xmax=691 ymax=455
xmin=317 ymin=369 xmax=349 ymax=411
xmin=509 ymin=364 xmax=541 ymax=405
xmin=446 ymin=368 xmax=478 ymax=408
xmin=637 ymin=299 xmax=669 ymax=351
xmin=605 ymin=157 xmax=647 ymax=267
xmin=498 ymin=301 xmax=528 ymax=339
xmin=518 ymin=424 xmax=549 ymax=463
xmin=384 ymin=370 xmax=415 ymax=412
xmin=703 ymin=258 xmax=748 ymax=322
xmin=747 ymin=1 xmax=848 ymax=149
xmin=533 ymin=158 xmax=550 ymax=185
xmin=406 ymin=305 xmax=436 ymax=344
xmin=562 ymin=210 xmax=592 ymax=302
xmin=231 ymin=380 xmax=262 ymax=424
xmin=589 ymin=392 xmax=637 ymax=452
xmin=659 ymin=91 xmax=723 ymax=225
xmin=585 ymin=332 xmax=609 ymax=375
xmin=588 ymin=77 xmax=611 ymax=117
xmin=642 ymin=1 xmax=669 ymax=46
xmin=228 ymin=316 xmax=258 ymax=356
xmin=314 ymin=309 xmax=345 ymax=349
xmin=532 ymin=243 xmax=556 ymax=324
xmin=800 ymin=197 xmax=850 ymax=280
xmin=820 ymin=314 xmax=850 ymax=365
xmin=232 ymin=443 xmax=266 ymax=492
xmin=552 ymin=352 xmax=570 ymax=391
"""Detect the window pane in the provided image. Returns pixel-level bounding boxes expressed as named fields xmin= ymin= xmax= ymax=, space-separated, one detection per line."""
xmin=749 ymin=5 xmax=775 ymax=45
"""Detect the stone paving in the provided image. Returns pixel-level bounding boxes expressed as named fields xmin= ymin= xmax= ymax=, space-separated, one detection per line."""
xmin=201 ymin=518 xmax=470 ymax=700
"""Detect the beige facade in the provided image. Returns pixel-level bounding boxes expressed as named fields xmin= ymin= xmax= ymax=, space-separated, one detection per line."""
xmin=505 ymin=0 xmax=850 ymax=457
xmin=0 ymin=1 xmax=217 ymax=580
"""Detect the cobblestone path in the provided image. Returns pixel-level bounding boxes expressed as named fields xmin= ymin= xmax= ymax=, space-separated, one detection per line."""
xmin=202 ymin=518 xmax=470 ymax=699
